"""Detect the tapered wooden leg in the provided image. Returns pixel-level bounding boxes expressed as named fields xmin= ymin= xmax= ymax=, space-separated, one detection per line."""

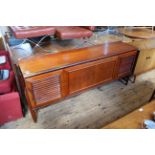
xmin=29 ymin=107 xmax=38 ymax=122
xmin=25 ymin=90 xmax=38 ymax=122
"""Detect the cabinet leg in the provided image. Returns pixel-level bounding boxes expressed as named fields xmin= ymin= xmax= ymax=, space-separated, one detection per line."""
xmin=129 ymin=75 xmax=136 ymax=83
xmin=29 ymin=108 xmax=38 ymax=122
xmin=149 ymin=89 xmax=155 ymax=102
xmin=119 ymin=76 xmax=129 ymax=85
xmin=25 ymin=90 xmax=38 ymax=122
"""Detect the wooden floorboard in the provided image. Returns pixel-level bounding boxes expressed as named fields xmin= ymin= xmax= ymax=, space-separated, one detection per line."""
xmin=1 ymin=69 xmax=155 ymax=129
xmin=103 ymin=100 xmax=155 ymax=129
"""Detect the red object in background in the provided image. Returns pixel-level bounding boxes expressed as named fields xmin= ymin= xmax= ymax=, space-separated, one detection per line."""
xmin=55 ymin=26 xmax=93 ymax=40
xmin=0 ymin=50 xmax=23 ymax=125
xmin=0 ymin=71 xmax=14 ymax=94
xmin=9 ymin=26 xmax=96 ymax=40
xmin=9 ymin=26 xmax=56 ymax=39
xmin=0 ymin=92 xmax=23 ymax=125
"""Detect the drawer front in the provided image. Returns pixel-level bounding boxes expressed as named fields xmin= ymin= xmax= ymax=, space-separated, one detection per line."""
xmin=25 ymin=70 xmax=65 ymax=107
xmin=116 ymin=51 xmax=137 ymax=78
xmin=65 ymin=57 xmax=117 ymax=94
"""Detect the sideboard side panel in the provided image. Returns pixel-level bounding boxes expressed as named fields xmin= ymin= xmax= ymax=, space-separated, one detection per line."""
xmin=115 ymin=51 xmax=137 ymax=78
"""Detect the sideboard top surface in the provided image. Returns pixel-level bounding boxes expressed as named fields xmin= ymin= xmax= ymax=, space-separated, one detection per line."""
xmin=18 ymin=41 xmax=137 ymax=78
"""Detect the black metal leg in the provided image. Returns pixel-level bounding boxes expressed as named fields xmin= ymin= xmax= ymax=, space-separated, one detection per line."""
xmin=11 ymin=35 xmax=53 ymax=53
xmin=149 ymin=89 xmax=155 ymax=102
xmin=129 ymin=75 xmax=137 ymax=83
xmin=119 ymin=76 xmax=129 ymax=85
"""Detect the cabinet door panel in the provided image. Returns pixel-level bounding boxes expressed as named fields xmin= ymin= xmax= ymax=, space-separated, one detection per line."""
xmin=25 ymin=70 xmax=65 ymax=107
xmin=65 ymin=57 xmax=117 ymax=94
xmin=116 ymin=51 xmax=137 ymax=78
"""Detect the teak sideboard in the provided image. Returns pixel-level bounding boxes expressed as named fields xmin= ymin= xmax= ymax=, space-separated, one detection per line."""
xmin=17 ymin=41 xmax=138 ymax=122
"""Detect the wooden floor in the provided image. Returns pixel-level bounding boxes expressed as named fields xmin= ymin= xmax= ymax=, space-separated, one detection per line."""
xmin=1 ymin=69 xmax=155 ymax=129
xmin=103 ymin=100 xmax=155 ymax=129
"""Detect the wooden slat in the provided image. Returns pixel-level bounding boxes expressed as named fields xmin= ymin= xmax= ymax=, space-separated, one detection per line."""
xmin=32 ymin=74 xmax=61 ymax=104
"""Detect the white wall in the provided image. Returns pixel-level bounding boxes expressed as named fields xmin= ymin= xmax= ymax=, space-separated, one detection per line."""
xmin=0 ymin=26 xmax=9 ymax=35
